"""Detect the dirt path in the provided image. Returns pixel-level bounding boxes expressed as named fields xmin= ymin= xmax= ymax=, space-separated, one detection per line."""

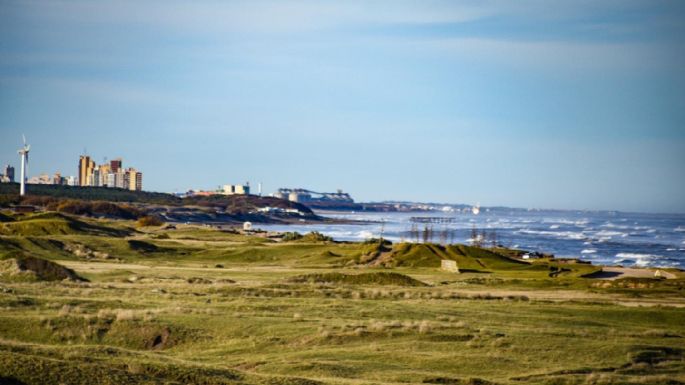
xmin=589 ymin=267 xmax=677 ymax=280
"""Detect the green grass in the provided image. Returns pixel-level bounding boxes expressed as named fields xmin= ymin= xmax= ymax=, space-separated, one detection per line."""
xmin=0 ymin=212 xmax=132 ymax=237
xmin=0 ymin=212 xmax=684 ymax=385
xmin=289 ymin=272 xmax=428 ymax=286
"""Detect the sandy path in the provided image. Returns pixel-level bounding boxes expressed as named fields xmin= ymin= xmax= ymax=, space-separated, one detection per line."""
xmin=591 ymin=267 xmax=677 ymax=280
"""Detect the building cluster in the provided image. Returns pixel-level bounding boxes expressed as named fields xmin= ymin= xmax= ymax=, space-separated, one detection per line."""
xmin=180 ymin=182 xmax=252 ymax=197
xmin=273 ymin=188 xmax=354 ymax=203
xmin=1 ymin=155 xmax=143 ymax=192
xmin=27 ymin=173 xmax=78 ymax=186
xmin=0 ymin=165 xmax=15 ymax=183
xmin=78 ymin=156 xmax=143 ymax=191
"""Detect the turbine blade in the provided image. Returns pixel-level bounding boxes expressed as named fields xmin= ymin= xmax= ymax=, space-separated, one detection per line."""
xmin=22 ymin=134 xmax=26 ymax=146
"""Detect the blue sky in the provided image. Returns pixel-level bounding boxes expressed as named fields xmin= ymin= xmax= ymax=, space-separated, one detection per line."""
xmin=1 ymin=1 xmax=684 ymax=213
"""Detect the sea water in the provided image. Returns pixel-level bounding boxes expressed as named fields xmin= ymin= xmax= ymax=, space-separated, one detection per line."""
xmin=257 ymin=209 xmax=685 ymax=269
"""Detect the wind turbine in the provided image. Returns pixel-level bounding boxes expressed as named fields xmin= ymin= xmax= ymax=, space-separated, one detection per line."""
xmin=17 ymin=135 xmax=30 ymax=196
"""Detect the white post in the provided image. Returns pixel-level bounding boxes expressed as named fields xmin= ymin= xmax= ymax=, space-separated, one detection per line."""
xmin=19 ymin=153 xmax=26 ymax=196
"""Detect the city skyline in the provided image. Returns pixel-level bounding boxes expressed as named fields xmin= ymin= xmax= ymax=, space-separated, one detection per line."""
xmin=0 ymin=152 xmax=142 ymax=192
xmin=1 ymin=1 xmax=684 ymax=213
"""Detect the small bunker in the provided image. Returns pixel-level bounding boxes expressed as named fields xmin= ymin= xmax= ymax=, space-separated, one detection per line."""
xmin=441 ymin=259 xmax=460 ymax=273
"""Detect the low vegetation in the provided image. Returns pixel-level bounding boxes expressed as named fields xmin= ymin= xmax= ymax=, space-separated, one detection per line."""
xmin=136 ymin=215 xmax=164 ymax=227
xmin=0 ymin=210 xmax=683 ymax=385
xmin=289 ymin=272 xmax=427 ymax=286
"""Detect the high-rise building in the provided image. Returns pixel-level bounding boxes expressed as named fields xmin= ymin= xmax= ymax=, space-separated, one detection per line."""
xmin=94 ymin=164 xmax=111 ymax=187
xmin=2 ymin=165 xmax=15 ymax=183
xmin=0 ymin=164 xmax=14 ymax=183
xmin=78 ymin=155 xmax=95 ymax=187
xmin=92 ymin=168 xmax=100 ymax=186
xmin=77 ymin=154 xmax=142 ymax=190
xmin=110 ymin=158 xmax=122 ymax=173
xmin=126 ymin=168 xmax=142 ymax=191
xmin=106 ymin=172 xmax=116 ymax=188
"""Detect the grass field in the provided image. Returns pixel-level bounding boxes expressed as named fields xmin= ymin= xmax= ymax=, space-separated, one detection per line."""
xmin=1 ymin=211 xmax=684 ymax=385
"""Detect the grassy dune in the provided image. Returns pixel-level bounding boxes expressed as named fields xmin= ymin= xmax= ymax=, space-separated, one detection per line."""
xmin=1 ymin=211 xmax=684 ymax=385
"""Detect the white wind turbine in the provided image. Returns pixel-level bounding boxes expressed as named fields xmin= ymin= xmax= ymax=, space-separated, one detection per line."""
xmin=17 ymin=135 xmax=30 ymax=196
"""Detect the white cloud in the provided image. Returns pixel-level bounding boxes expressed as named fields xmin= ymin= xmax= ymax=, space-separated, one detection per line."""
xmin=11 ymin=0 xmax=490 ymax=33
xmin=412 ymin=37 xmax=679 ymax=72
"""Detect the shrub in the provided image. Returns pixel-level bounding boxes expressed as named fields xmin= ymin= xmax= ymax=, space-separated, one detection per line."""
xmin=282 ymin=232 xmax=303 ymax=241
xmin=55 ymin=199 xmax=142 ymax=219
xmin=136 ymin=215 xmax=164 ymax=227
xmin=301 ymin=231 xmax=333 ymax=242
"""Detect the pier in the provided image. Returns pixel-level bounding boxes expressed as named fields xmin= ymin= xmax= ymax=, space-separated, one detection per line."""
xmin=410 ymin=216 xmax=459 ymax=224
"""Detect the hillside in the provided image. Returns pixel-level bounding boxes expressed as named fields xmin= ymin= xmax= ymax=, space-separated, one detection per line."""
xmin=0 ymin=218 xmax=683 ymax=385
xmin=0 ymin=183 xmax=319 ymax=223
xmin=0 ymin=183 xmax=180 ymax=205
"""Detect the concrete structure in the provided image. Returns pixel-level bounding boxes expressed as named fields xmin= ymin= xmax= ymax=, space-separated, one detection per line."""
xmin=27 ymin=174 xmax=51 ymax=184
xmin=110 ymin=158 xmax=122 ymax=173
xmin=276 ymin=188 xmax=353 ymax=203
xmin=288 ymin=191 xmax=311 ymax=202
xmin=95 ymin=164 xmax=111 ymax=187
xmin=223 ymin=183 xmax=250 ymax=195
xmin=106 ymin=172 xmax=116 ymax=188
xmin=114 ymin=169 xmax=126 ymax=189
xmin=78 ymin=155 xmax=95 ymax=187
xmin=126 ymin=168 xmax=142 ymax=191
xmin=18 ymin=138 xmax=30 ymax=196
xmin=440 ymin=259 xmax=460 ymax=273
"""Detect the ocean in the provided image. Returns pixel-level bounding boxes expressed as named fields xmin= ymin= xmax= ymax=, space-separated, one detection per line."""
xmin=256 ymin=209 xmax=685 ymax=269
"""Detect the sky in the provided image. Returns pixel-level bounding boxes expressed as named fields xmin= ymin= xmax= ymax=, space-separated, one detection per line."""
xmin=1 ymin=1 xmax=684 ymax=213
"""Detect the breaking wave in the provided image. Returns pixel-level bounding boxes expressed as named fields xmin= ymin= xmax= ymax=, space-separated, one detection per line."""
xmin=614 ymin=253 xmax=671 ymax=268
xmin=517 ymin=229 xmax=586 ymax=240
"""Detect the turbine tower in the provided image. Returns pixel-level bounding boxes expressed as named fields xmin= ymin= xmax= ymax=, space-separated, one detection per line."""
xmin=17 ymin=135 xmax=30 ymax=196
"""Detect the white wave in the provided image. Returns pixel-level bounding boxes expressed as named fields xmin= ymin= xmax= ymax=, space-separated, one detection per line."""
xmin=594 ymin=230 xmax=624 ymax=237
xmin=666 ymin=248 xmax=676 ymax=251
xmin=675 ymin=226 xmax=685 ymax=232
xmin=544 ymin=219 xmax=588 ymax=226
xmin=633 ymin=225 xmax=652 ymax=230
xmin=581 ymin=249 xmax=597 ymax=254
xmin=517 ymin=229 xmax=586 ymax=240
xmin=357 ymin=230 xmax=375 ymax=239
xmin=614 ymin=253 xmax=670 ymax=268
xmin=601 ymin=222 xmax=629 ymax=230
xmin=549 ymin=225 xmax=560 ymax=229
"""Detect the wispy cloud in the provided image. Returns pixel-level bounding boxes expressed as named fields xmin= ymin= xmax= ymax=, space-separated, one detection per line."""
xmin=1 ymin=75 xmax=185 ymax=106
xmin=5 ymin=1 xmax=490 ymax=34
xmin=413 ymin=37 xmax=681 ymax=72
